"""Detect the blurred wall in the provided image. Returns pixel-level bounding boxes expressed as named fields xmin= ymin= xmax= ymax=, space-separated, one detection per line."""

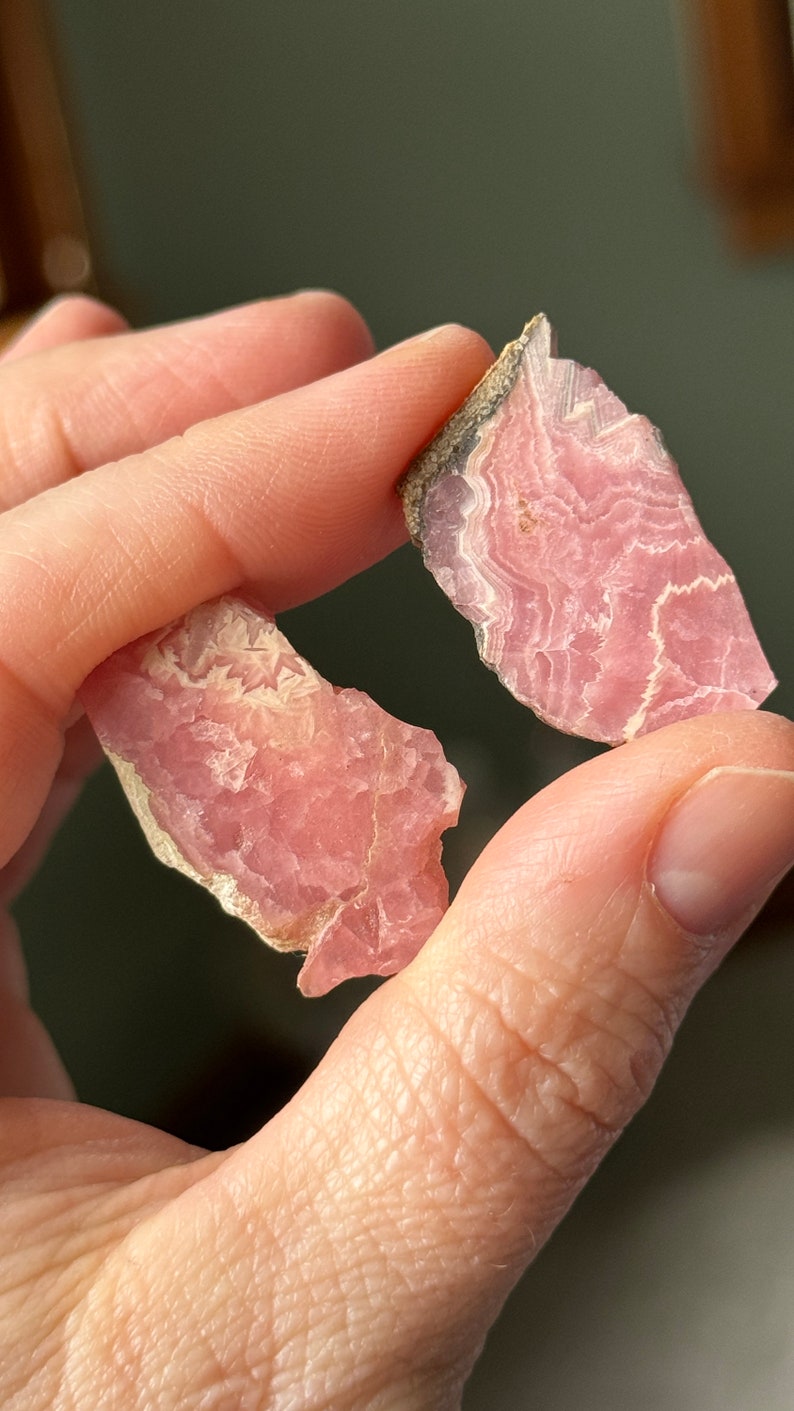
xmin=13 ymin=3 xmax=794 ymax=1401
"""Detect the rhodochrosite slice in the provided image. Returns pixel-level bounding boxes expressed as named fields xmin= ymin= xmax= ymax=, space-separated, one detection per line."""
xmin=400 ymin=315 xmax=776 ymax=744
xmin=81 ymin=597 xmax=463 ymax=996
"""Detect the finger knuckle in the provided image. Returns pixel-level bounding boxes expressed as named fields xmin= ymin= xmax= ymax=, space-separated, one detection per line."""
xmin=417 ymin=924 xmax=676 ymax=1185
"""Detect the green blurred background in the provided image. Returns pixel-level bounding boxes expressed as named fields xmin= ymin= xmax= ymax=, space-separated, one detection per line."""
xmin=13 ymin=2 xmax=794 ymax=1405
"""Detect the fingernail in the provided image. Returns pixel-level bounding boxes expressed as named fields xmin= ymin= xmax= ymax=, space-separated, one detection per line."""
xmin=649 ymin=767 xmax=794 ymax=936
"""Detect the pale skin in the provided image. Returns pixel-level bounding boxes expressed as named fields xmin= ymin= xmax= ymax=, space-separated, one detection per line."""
xmin=0 ymin=292 xmax=792 ymax=1410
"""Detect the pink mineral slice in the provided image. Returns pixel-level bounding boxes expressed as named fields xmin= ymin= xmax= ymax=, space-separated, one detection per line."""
xmin=80 ymin=597 xmax=463 ymax=996
xmin=399 ymin=314 xmax=776 ymax=744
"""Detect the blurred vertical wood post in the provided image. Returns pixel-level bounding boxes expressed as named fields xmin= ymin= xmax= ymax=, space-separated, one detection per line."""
xmin=0 ymin=0 xmax=92 ymax=345
xmin=686 ymin=0 xmax=794 ymax=250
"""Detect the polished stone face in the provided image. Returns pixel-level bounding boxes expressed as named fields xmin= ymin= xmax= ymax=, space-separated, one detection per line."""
xmin=402 ymin=315 xmax=777 ymax=745
xmin=81 ymin=596 xmax=463 ymax=995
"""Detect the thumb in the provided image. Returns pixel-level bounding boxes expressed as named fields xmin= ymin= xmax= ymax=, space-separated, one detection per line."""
xmin=79 ymin=711 xmax=794 ymax=1409
xmin=220 ymin=710 xmax=793 ymax=1401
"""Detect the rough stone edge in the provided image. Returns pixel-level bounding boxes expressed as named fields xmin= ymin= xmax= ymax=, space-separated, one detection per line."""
xmin=106 ymin=746 xmax=301 ymax=954
xmin=397 ymin=313 xmax=554 ymax=544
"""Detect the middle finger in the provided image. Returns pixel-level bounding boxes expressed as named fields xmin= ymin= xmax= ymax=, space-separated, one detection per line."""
xmin=0 ymin=291 xmax=374 ymax=511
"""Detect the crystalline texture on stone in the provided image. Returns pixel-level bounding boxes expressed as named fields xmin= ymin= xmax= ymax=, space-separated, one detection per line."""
xmin=399 ymin=314 xmax=776 ymax=745
xmin=80 ymin=596 xmax=464 ymax=996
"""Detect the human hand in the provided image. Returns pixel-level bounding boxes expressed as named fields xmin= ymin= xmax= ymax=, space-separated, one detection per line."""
xmin=0 ymin=293 xmax=792 ymax=1409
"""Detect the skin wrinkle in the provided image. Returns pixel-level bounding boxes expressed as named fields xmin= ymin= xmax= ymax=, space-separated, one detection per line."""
xmin=154 ymin=469 xmax=245 ymax=605
xmin=60 ymin=519 xmax=159 ymax=653
xmin=0 ymin=1182 xmax=203 ymax=1344
xmin=173 ymin=1296 xmax=268 ymax=1411
xmin=2 ymin=1197 xmax=121 ymax=1278
xmin=253 ymin=1200 xmax=359 ymax=1368
xmin=370 ymin=1004 xmax=487 ymax=1181
xmin=205 ymin=1220 xmax=285 ymax=1388
xmin=563 ymin=969 xmax=673 ymax=1106
xmin=3 ymin=388 xmax=77 ymax=506
xmin=562 ymin=887 xmax=685 ymax=1046
xmin=72 ymin=361 xmax=177 ymax=462
xmin=145 ymin=336 xmax=246 ymax=417
xmin=36 ymin=399 xmax=89 ymax=491
xmin=80 ymin=350 xmax=155 ymax=423
xmin=452 ymin=997 xmax=620 ymax=1182
xmin=325 ymin=1026 xmax=492 ymax=1263
xmin=335 ymin=1027 xmax=434 ymax=1168
xmin=454 ymin=970 xmax=624 ymax=1141
xmin=418 ymin=878 xmax=688 ymax=1173
xmin=469 ymin=919 xmax=663 ymax=1049
xmin=169 ymin=417 xmax=356 ymax=603
xmin=473 ymin=923 xmax=677 ymax=1118
xmin=175 ymin=456 xmax=293 ymax=601
xmin=282 ymin=1060 xmax=384 ymax=1187
xmin=399 ymin=981 xmax=569 ymax=1190
xmin=612 ymin=890 xmax=696 ymax=1031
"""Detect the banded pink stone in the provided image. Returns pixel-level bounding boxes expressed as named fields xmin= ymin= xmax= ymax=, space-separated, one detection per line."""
xmin=80 ymin=597 xmax=463 ymax=996
xmin=399 ymin=314 xmax=776 ymax=744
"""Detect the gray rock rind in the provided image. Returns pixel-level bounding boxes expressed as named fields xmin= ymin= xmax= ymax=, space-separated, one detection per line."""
xmin=397 ymin=314 xmax=553 ymax=543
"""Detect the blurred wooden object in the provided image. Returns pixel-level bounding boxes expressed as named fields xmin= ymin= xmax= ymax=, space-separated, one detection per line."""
xmin=0 ymin=0 xmax=91 ymax=314
xmin=687 ymin=0 xmax=794 ymax=250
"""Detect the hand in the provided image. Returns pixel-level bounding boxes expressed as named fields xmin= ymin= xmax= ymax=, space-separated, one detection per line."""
xmin=0 ymin=293 xmax=792 ymax=1410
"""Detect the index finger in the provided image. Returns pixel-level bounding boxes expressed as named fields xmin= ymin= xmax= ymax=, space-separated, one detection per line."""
xmin=0 ymin=324 xmax=493 ymax=864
